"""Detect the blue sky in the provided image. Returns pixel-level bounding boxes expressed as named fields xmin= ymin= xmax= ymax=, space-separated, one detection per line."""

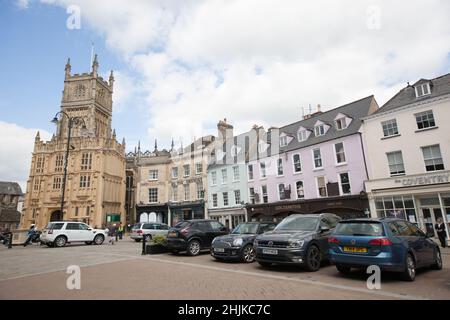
xmin=0 ymin=1 xmax=146 ymax=145
xmin=1 ymin=0 xmax=450 ymax=190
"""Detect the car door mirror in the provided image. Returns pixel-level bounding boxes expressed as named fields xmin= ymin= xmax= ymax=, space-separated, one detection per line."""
xmin=87 ymin=228 xmax=92 ymax=231
xmin=320 ymin=226 xmax=330 ymax=233
xmin=425 ymin=231 xmax=434 ymax=238
xmin=220 ymin=226 xmax=228 ymax=232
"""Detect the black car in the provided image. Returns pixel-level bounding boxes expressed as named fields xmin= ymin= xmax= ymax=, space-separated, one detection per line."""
xmin=254 ymin=213 xmax=341 ymax=271
xmin=166 ymin=219 xmax=229 ymax=256
xmin=211 ymin=222 xmax=277 ymax=263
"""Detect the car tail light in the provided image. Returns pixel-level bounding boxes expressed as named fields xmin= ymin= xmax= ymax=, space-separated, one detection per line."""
xmin=137 ymin=230 xmax=143 ymax=234
xmin=368 ymin=238 xmax=392 ymax=246
xmin=328 ymin=237 xmax=339 ymax=244
xmin=48 ymin=229 xmax=53 ymax=234
xmin=180 ymin=228 xmax=189 ymax=236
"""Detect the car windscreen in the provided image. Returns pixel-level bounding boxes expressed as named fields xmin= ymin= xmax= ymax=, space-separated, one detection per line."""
xmin=131 ymin=223 xmax=142 ymax=230
xmin=45 ymin=223 xmax=64 ymax=230
xmin=174 ymin=221 xmax=191 ymax=229
xmin=334 ymin=222 xmax=385 ymax=236
xmin=275 ymin=216 xmax=319 ymax=231
xmin=232 ymin=223 xmax=259 ymax=234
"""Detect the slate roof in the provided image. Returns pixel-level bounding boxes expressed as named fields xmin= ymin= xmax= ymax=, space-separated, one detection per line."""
xmin=0 ymin=209 xmax=21 ymax=223
xmin=0 ymin=182 xmax=23 ymax=196
xmin=375 ymin=72 xmax=450 ymax=114
xmin=279 ymin=95 xmax=378 ymax=152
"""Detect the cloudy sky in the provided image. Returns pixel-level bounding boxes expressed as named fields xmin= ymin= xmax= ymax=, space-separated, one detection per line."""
xmin=1 ymin=0 xmax=450 ymax=191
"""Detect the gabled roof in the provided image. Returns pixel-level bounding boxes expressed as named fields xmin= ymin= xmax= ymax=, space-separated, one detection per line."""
xmin=0 ymin=182 xmax=23 ymax=196
xmin=280 ymin=95 xmax=377 ymax=152
xmin=375 ymin=72 xmax=450 ymax=114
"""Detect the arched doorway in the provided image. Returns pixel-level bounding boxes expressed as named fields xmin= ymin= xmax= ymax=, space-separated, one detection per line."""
xmin=50 ymin=210 xmax=63 ymax=222
xmin=148 ymin=212 xmax=157 ymax=222
xmin=139 ymin=212 xmax=149 ymax=223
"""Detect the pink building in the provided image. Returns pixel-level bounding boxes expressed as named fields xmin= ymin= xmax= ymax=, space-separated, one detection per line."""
xmin=246 ymin=96 xmax=379 ymax=222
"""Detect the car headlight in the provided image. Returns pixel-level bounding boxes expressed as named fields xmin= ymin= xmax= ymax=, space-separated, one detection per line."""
xmin=233 ymin=238 xmax=243 ymax=246
xmin=288 ymin=240 xmax=304 ymax=248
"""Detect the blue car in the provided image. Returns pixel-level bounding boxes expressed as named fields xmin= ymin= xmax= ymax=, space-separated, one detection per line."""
xmin=328 ymin=218 xmax=443 ymax=281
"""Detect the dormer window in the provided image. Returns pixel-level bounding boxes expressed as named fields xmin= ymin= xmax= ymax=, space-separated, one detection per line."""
xmin=279 ymin=135 xmax=288 ymax=147
xmin=415 ymin=83 xmax=431 ymax=98
xmin=314 ymin=124 xmax=325 ymax=137
xmin=297 ymin=130 xmax=308 ymax=142
xmin=335 ymin=118 xmax=347 ymax=130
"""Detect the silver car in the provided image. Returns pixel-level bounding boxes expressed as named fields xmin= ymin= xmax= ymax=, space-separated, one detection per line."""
xmin=130 ymin=222 xmax=169 ymax=242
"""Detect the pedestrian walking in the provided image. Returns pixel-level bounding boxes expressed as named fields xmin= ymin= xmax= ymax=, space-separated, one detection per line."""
xmin=23 ymin=224 xmax=37 ymax=247
xmin=435 ymin=218 xmax=447 ymax=248
xmin=118 ymin=222 xmax=124 ymax=240
xmin=107 ymin=224 xmax=116 ymax=245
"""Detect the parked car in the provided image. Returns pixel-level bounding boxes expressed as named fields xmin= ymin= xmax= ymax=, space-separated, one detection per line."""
xmin=211 ymin=222 xmax=277 ymax=263
xmin=40 ymin=221 xmax=107 ymax=247
xmin=166 ymin=219 xmax=229 ymax=256
xmin=328 ymin=218 xmax=443 ymax=281
xmin=130 ymin=222 xmax=170 ymax=242
xmin=254 ymin=213 xmax=341 ymax=271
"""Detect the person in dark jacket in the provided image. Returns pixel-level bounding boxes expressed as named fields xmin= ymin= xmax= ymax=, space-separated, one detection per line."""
xmin=435 ymin=218 xmax=447 ymax=248
xmin=23 ymin=224 xmax=37 ymax=247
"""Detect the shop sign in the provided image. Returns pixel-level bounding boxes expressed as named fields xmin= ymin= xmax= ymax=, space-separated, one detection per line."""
xmin=274 ymin=204 xmax=303 ymax=212
xmin=394 ymin=174 xmax=449 ymax=187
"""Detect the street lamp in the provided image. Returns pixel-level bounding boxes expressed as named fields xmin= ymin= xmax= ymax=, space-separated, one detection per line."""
xmin=51 ymin=111 xmax=87 ymax=220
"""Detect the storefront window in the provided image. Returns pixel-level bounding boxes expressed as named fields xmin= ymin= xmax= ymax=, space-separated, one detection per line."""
xmin=375 ymin=196 xmax=417 ymax=222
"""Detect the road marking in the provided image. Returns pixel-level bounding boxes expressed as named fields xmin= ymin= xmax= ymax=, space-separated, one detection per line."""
xmin=102 ymin=252 xmax=428 ymax=300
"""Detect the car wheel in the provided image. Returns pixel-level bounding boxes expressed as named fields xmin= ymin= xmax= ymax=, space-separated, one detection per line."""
xmin=304 ymin=245 xmax=321 ymax=272
xmin=401 ymin=253 xmax=416 ymax=281
xmin=431 ymin=249 xmax=443 ymax=270
xmin=94 ymin=234 xmax=104 ymax=245
xmin=85 ymin=241 xmax=92 ymax=245
xmin=187 ymin=240 xmax=201 ymax=256
xmin=257 ymin=261 xmax=272 ymax=268
xmin=134 ymin=239 xmax=141 ymax=242
xmin=336 ymin=264 xmax=352 ymax=274
xmin=54 ymin=236 xmax=67 ymax=248
xmin=241 ymin=244 xmax=256 ymax=263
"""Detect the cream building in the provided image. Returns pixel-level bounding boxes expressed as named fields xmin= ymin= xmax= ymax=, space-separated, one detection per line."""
xmin=168 ymin=136 xmax=215 ymax=226
xmin=362 ymin=73 xmax=450 ymax=241
xmin=126 ymin=142 xmax=172 ymax=225
xmin=21 ymin=56 xmax=126 ymax=229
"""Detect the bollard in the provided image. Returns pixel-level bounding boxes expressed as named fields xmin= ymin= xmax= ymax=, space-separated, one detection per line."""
xmin=8 ymin=233 xmax=13 ymax=249
xmin=141 ymin=233 xmax=146 ymax=255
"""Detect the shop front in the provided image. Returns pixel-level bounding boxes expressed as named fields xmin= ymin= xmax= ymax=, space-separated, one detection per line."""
xmin=136 ymin=203 xmax=169 ymax=225
xmin=208 ymin=207 xmax=247 ymax=230
xmin=247 ymin=195 xmax=369 ymax=223
xmin=168 ymin=200 xmax=205 ymax=226
xmin=366 ymin=171 xmax=450 ymax=243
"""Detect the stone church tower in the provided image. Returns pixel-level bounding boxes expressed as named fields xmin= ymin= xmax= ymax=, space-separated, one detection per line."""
xmin=21 ymin=56 xmax=126 ymax=229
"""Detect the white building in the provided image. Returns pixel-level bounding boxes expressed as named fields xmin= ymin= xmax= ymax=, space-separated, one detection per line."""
xmin=362 ymin=73 xmax=450 ymax=242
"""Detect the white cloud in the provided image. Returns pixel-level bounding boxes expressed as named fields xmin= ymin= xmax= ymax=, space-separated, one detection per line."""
xmin=0 ymin=122 xmax=51 ymax=192
xmin=36 ymin=0 xmax=450 ymax=148
xmin=15 ymin=0 xmax=30 ymax=9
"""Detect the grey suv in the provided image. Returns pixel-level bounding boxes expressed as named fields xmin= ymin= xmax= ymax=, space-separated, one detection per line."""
xmin=254 ymin=213 xmax=341 ymax=271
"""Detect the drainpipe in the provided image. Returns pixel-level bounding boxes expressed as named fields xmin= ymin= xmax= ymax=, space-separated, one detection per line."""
xmin=358 ymin=132 xmax=370 ymax=180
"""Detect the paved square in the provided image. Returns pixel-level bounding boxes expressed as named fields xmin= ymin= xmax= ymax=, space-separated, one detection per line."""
xmin=1 ymin=237 xmax=449 ymax=299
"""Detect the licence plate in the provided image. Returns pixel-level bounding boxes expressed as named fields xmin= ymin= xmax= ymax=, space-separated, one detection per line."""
xmin=168 ymin=232 xmax=177 ymax=237
xmin=214 ymin=248 xmax=225 ymax=253
xmin=343 ymin=246 xmax=368 ymax=253
xmin=262 ymin=248 xmax=278 ymax=255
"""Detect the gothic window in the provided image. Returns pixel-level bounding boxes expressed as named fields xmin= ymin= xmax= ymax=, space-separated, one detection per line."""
xmin=81 ymin=153 xmax=92 ymax=170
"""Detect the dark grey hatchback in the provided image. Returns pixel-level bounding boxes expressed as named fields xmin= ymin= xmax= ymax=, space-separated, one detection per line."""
xmin=211 ymin=222 xmax=277 ymax=263
xmin=254 ymin=213 xmax=341 ymax=271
